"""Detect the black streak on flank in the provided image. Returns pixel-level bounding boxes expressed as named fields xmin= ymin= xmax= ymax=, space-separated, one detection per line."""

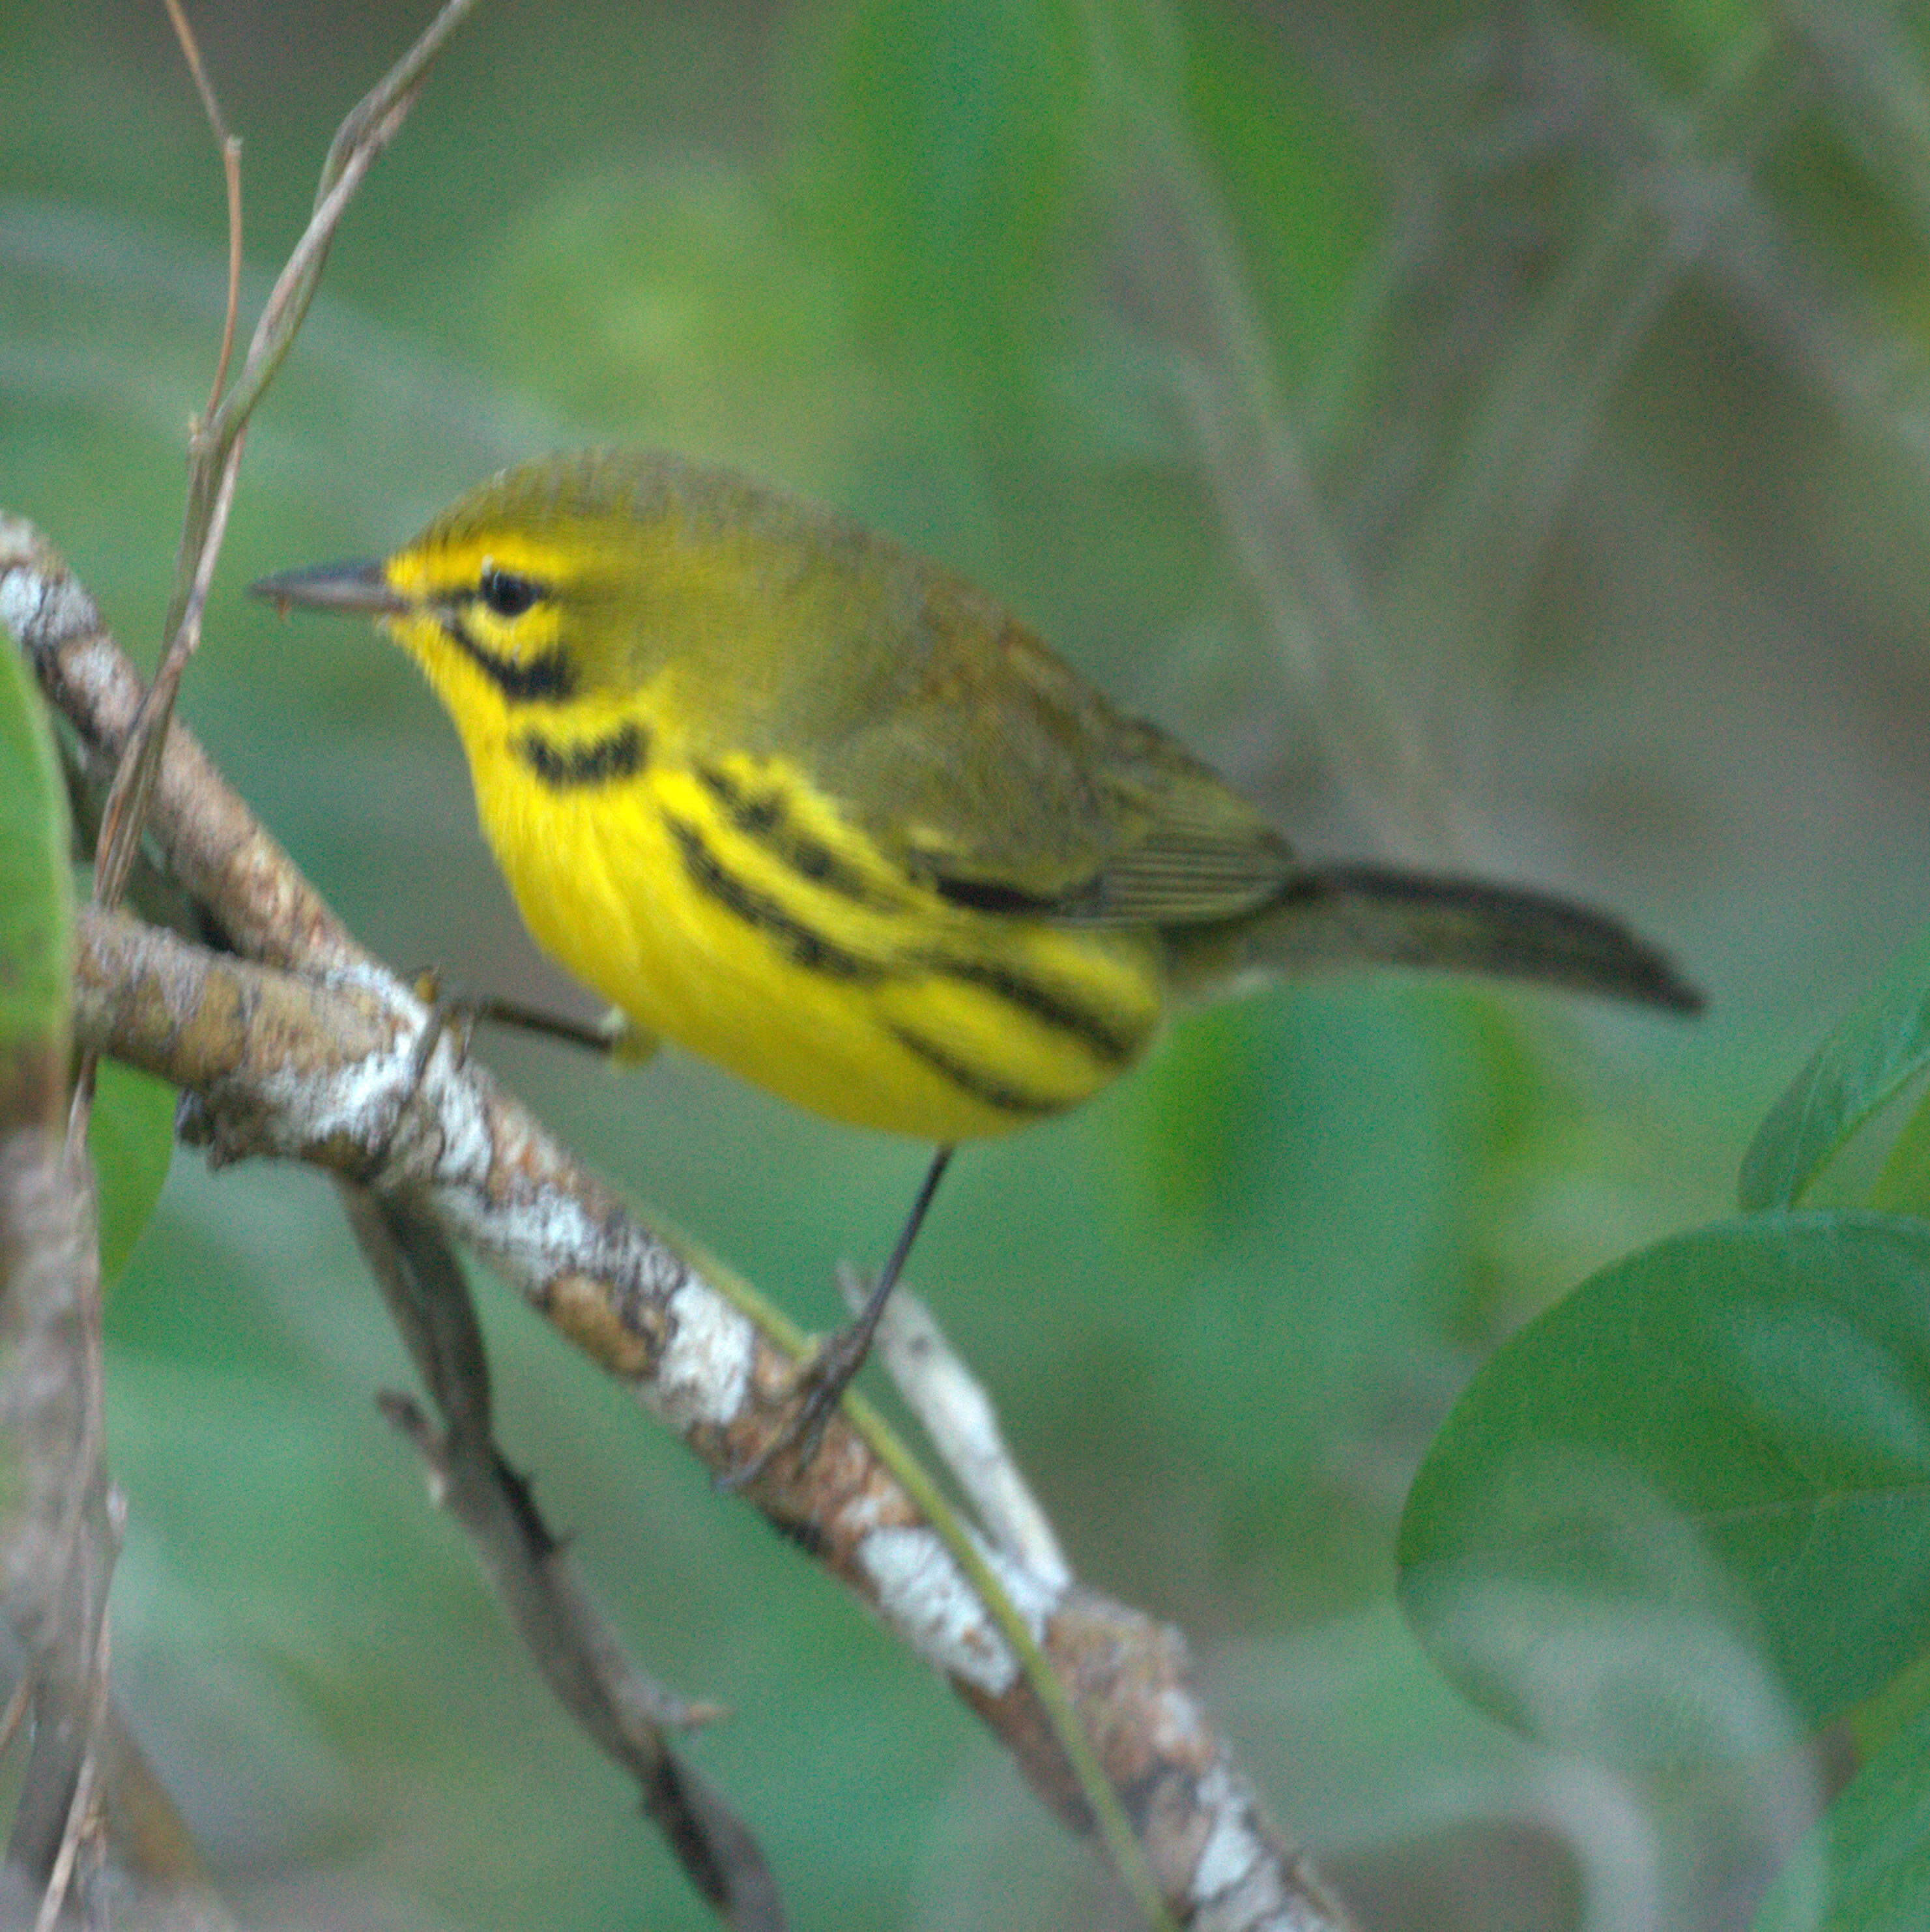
xmin=444 ymin=614 xmax=576 ymax=704
xmin=886 ymin=1023 xmax=1066 ymax=1118
xmin=695 ymin=764 xmax=887 ymax=906
xmin=663 ymin=814 xmax=889 ymax=982
xmin=517 ymin=723 xmax=650 ymax=789
xmin=924 ymin=955 xmax=1140 ymax=1066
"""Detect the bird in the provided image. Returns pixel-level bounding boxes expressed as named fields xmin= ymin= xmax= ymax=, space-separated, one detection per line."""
xmin=254 ymin=448 xmax=1700 ymax=1475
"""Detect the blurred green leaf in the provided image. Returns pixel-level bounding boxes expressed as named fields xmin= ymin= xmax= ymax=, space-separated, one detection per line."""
xmin=88 ymin=1057 xmax=173 ymax=1289
xmin=1739 ymin=917 xmax=1930 ymax=1210
xmin=1752 ymin=1691 xmax=1930 ymax=1931
xmin=1581 ymin=0 xmax=1760 ymax=87
xmin=1398 ymin=1212 xmax=1930 ymax=1757
xmin=0 ymin=626 xmax=70 ymax=1054
xmin=1125 ymin=985 xmax=1535 ymax=1499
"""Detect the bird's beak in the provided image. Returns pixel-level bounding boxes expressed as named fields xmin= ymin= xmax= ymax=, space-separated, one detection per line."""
xmin=248 ymin=560 xmax=409 ymax=618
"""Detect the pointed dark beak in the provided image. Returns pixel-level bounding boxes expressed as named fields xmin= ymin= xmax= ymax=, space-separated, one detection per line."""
xmin=248 ymin=560 xmax=409 ymax=618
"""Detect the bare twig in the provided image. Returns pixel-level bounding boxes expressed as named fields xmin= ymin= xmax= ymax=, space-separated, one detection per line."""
xmin=160 ymin=0 xmax=242 ymax=414
xmin=1377 ymin=16 xmax=1791 ymax=768
xmin=0 ymin=1043 xmax=116 ymax=1919
xmin=0 ymin=1680 xmax=27 ymax=1761
xmin=840 ymin=1269 xmax=1069 ymax=1588
xmin=68 ymin=904 xmax=1343 ymax=1930
xmin=35 ymin=1612 xmax=111 ymax=1932
xmin=87 ymin=439 xmax=242 ymax=924
xmin=87 ymin=0 xmax=483 ymax=1058
xmin=0 ymin=8 xmax=478 ymax=1921
xmin=3 ymin=0 xmax=1360 ymax=1885
xmin=1078 ymin=5 xmax=1460 ymax=858
xmin=345 ymin=1188 xmax=783 ymax=1930
xmin=5 ymin=506 xmax=1359 ymax=1928
xmin=4 ymin=514 xmax=358 ymax=975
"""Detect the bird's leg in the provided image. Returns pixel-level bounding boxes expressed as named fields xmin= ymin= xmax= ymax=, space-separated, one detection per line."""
xmin=467 ymin=995 xmax=616 ymax=1054
xmin=719 ymin=1144 xmax=955 ymax=1491
xmin=407 ymin=981 xmax=658 ymax=1063
xmin=469 ymin=996 xmax=657 ymax=1060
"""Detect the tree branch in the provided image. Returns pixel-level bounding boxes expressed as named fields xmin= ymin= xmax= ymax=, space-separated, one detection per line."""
xmin=8 ymin=519 xmax=1355 ymax=1930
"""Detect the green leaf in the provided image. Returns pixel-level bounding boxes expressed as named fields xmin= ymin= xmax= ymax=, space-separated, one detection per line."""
xmin=1739 ymin=917 xmax=1930 ymax=1210
xmin=87 ymin=1058 xmax=173 ymax=1289
xmin=1398 ymin=1212 xmax=1930 ymax=1760
xmin=1752 ymin=1694 xmax=1930 ymax=1931
xmin=0 ymin=626 xmax=71 ymax=1055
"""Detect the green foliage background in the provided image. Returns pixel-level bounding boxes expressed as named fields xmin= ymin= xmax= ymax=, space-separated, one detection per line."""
xmin=5 ymin=1 xmax=1929 ymax=1927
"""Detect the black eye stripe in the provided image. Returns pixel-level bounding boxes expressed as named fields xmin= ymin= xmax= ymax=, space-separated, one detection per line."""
xmin=478 ymin=566 xmax=541 ymax=618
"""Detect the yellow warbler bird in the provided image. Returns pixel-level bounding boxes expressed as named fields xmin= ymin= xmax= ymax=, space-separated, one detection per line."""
xmin=255 ymin=449 xmax=1699 ymax=1464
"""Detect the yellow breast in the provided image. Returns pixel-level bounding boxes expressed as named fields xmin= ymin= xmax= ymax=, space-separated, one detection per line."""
xmin=461 ymin=717 xmax=1166 ymax=1142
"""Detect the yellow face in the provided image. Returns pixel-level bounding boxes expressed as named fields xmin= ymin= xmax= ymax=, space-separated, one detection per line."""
xmin=369 ymin=455 xmax=866 ymax=761
xmin=376 ymin=526 xmax=611 ymax=719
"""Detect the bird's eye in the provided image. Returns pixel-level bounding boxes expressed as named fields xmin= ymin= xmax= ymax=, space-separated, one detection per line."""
xmin=478 ymin=566 xmax=540 ymax=618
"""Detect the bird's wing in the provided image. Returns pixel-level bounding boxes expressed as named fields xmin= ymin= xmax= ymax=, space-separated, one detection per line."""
xmin=811 ymin=617 xmax=1297 ymax=930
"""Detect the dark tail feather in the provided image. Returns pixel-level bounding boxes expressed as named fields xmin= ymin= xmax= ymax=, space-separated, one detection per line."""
xmin=1224 ymin=863 xmax=1703 ymax=1015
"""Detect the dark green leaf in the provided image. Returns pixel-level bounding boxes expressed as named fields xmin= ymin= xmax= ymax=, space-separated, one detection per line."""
xmin=1740 ymin=918 xmax=1930 ymax=1210
xmin=1752 ymin=1693 xmax=1930 ymax=1931
xmin=1399 ymin=1212 xmax=1930 ymax=1759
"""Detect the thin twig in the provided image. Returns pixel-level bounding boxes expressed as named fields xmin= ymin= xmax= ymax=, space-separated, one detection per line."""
xmin=1381 ymin=16 xmax=1789 ymax=769
xmin=205 ymin=0 xmax=484 ymax=453
xmin=34 ymin=1615 xmax=113 ymax=1932
xmin=88 ymin=438 xmax=242 ymax=925
xmin=840 ymin=1269 xmax=1069 ymax=1587
xmin=160 ymin=0 xmax=242 ymax=415
xmin=33 ymin=1138 xmax=119 ymax=1916
xmin=0 ymin=1677 xmax=29 ymax=1760
xmin=1078 ymin=3 xmax=1460 ymax=858
xmin=85 ymin=0 xmax=484 ymax=1077
xmin=7 ymin=280 xmax=1354 ymax=1932
xmin=0 ymin=10 xmax=478 ymax=1922
xmin=0 ymin=988 xmax=117 ymax=1911
xmin=55 ymin=881 xmax=1349 ymax=1930
xmin=339 ymin=1183 xmax=781 ymax=1925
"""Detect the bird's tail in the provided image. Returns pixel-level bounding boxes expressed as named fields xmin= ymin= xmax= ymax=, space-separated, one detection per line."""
xmin=1172 ymin=864 xmax=1703 ymax=1015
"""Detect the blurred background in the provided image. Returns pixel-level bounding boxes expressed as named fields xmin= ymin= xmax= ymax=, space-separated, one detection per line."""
xmin=5 ymin=0 xmax=1928 ymax=1926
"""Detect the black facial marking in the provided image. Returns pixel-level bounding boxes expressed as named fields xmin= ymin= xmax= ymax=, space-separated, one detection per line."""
xmin=444 ymin=614 xmax=576 ymax=704
xmin=516 ymin=723 xmax=649 ymax=788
